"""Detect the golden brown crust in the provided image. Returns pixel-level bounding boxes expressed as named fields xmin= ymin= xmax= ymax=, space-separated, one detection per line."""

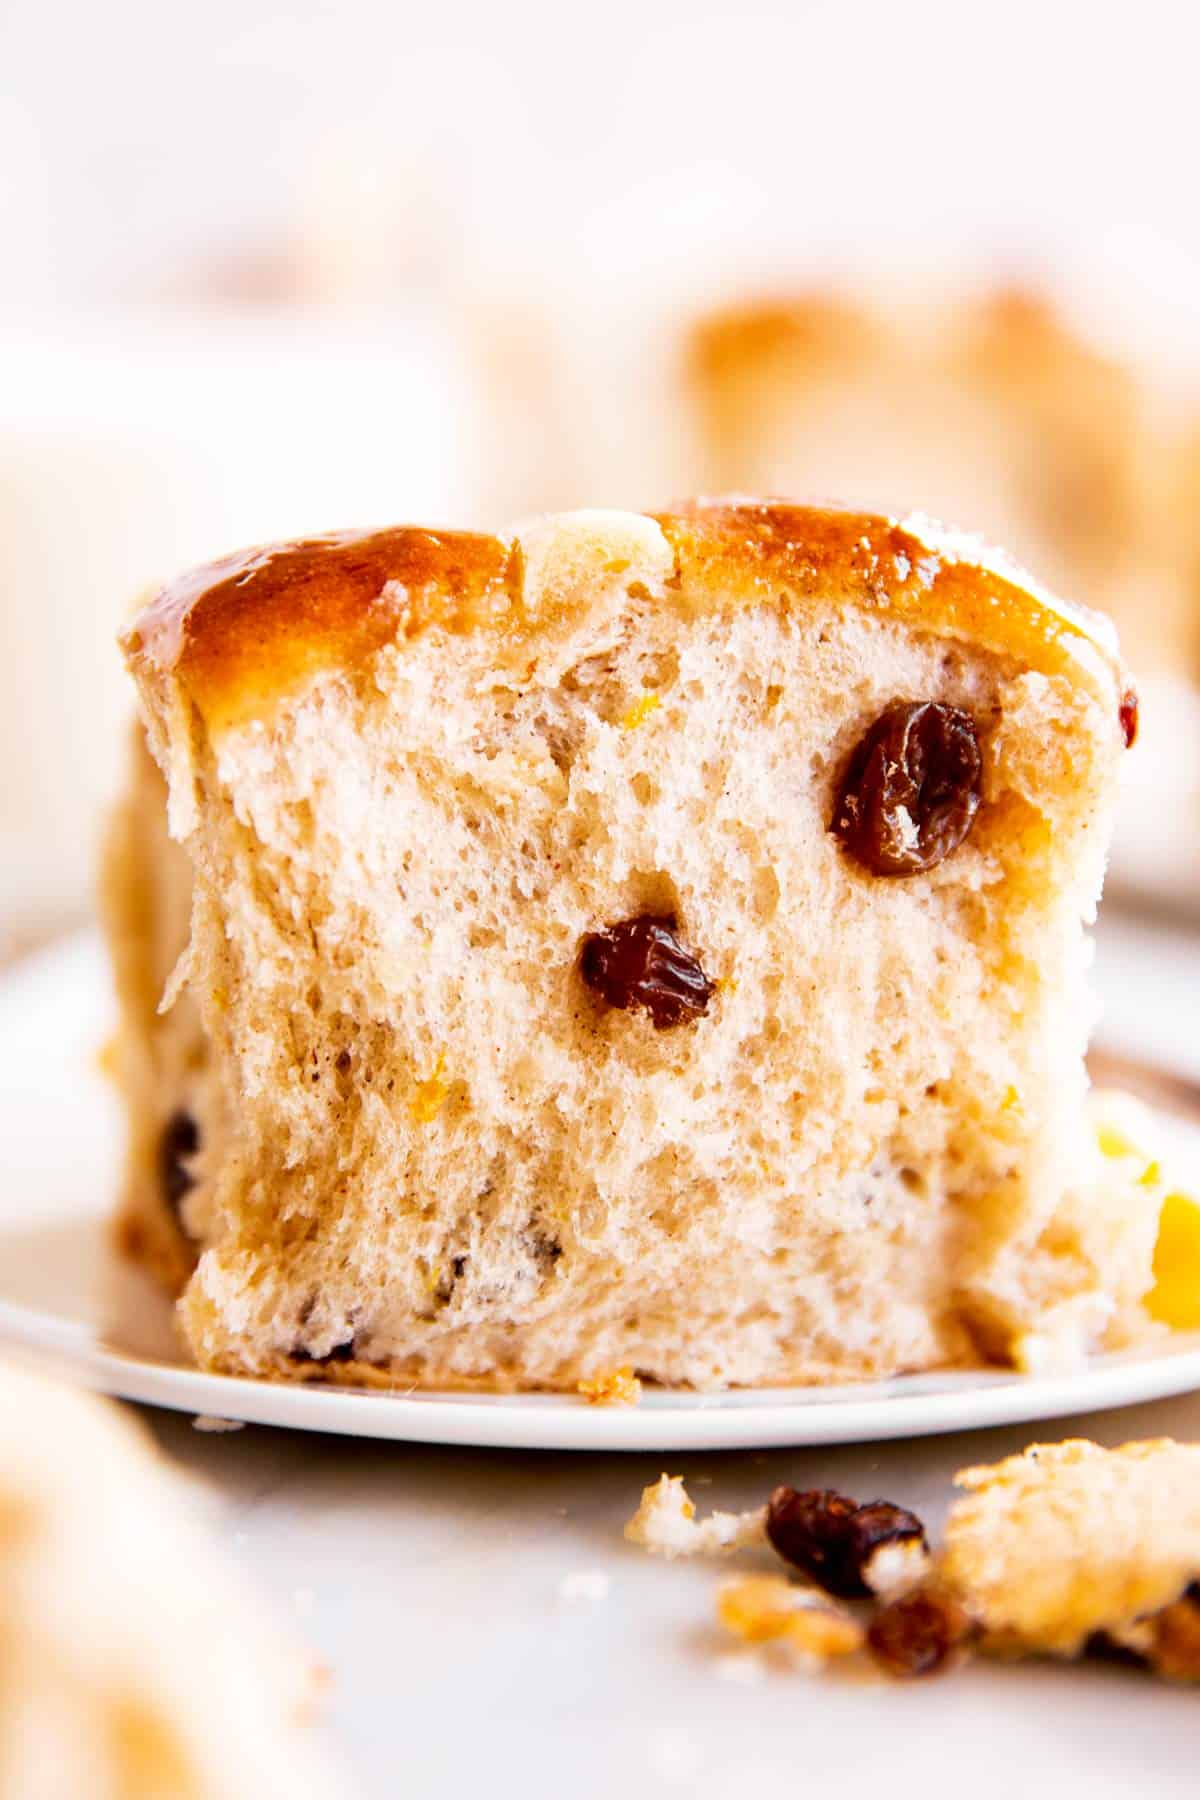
xmin=657 ymin=501 xmax=1123 ymax=706
xmin=684 ymin=288 xmax=1162 ymax=661
xmin=122 ymin=501 xmax=1124 ymax=736
xmin=122 ymin=526 xmax=520 ymax=733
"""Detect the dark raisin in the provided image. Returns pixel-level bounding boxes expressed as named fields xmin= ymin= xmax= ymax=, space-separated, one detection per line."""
xmin=579 ymin=914 xmax=713 ymax=1029
xmin=766 ymin=1487 xmax=927 ymax=1598
xmin=1150 ymin=1586 xmax=1200 ymax=1681
xmin=831 ymin=700 xmax=982 ymax=876
xmin=1119 ymin=687 xmax=1139 ymax=749
xmin=1085 ymin=1630 xmax=1148 ymax=1670
xmin=159 ymin=1110 xmax=199 ymax=1223
xmin=291 ymin=1338 xmax=356 ymax=1365
xmin=867 ymin=1591 xmax=973 ymax=1678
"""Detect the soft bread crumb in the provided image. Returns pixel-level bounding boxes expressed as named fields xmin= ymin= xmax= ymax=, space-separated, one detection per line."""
xmin=578 ymin=1366 xmax=643 ymax=1407
xmin=716 ymin=1575 xmax=864 ymax=1663
xmin=940 ymin=1438 xmax=1200 ymax=1657
xmin=862 ymin=1535 xmax=933 ymax=1601
xmin=625 ymin=1474 xmax=767 ymax=1558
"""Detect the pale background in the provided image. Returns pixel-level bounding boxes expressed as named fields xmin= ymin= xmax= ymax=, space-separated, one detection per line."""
xmin=7 ymin=0 xmax=1200 ymax=317
xmin=4 ymin=0 xmax=1200 ymax=931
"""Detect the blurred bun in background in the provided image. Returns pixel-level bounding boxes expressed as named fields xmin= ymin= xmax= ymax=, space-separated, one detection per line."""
xmin=683 ymin=286 xmax=1190 ymax=679
xmin=5 ymin=0 xmax=1200 ymax=932
xmin=0 ymin=1358 xmax=346 ymax=1798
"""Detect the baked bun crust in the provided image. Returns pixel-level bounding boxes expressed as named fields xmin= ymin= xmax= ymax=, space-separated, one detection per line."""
xmin=107 ymin=500 xmax=1151 ymax=1393
xmin=125 ymin=501 xmax=1121 ymax=730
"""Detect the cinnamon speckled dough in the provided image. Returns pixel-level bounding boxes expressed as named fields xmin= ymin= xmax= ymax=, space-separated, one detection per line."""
xmin=941 ymin=1439 xmax=1200 ymax=1660
xmin=106 ymin=498 xmax=1157 ymax=1391
xmin=0 ymin=1360 xmax=346 ymax=1799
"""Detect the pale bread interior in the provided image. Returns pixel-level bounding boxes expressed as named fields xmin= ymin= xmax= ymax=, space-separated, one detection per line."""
xmin=106 ymin=509 xmax=1157 ymax=1390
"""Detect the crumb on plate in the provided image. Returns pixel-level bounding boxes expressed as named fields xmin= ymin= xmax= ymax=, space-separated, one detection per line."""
xmin=578 ymin=1366 xmax=643 ymax=1407
xmin=625 ymin=1474 xmax=767 ymax=1558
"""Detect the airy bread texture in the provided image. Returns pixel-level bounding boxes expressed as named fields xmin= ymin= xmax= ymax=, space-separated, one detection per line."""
xmin=0 ymin=1359 xmax=345 ymax=1799
xmin=685 ymin=290 xmax=1194 ymax=680
xmin=108 ymin=499 xmax=1155 ymax=1391
xmin=942 ymin=1438 xmax=1200 ymax=1659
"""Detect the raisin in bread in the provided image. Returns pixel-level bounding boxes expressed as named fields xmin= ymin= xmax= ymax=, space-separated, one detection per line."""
xmin=684 ymin=290 xmax=1193 ymax=682
xmin=105 ymin=499 xmax=1154 ymax=1391
xmin=0 ymin=1359 xmax=345 ymax=1799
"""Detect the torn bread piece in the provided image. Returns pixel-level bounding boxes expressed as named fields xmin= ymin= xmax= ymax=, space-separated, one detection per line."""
xmin=941 ymin=1438 xmax=1200 ymax=1672
xmin=577 ymin=1366 xmax=643 ymax=1407
xmin=627 ymin=1436 xmax=1200 ymax=1684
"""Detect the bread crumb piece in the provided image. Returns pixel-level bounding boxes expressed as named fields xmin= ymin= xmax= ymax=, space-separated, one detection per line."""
xmin=941 ymin=1438 xmax=1200 ymax=1658
xmin=192 ymin=1414 xmax=245 ymax=1433
xmin=625 ymin=1474 xmax=767 ymax=1558
xmin=578 ymin=1366 xmax=642 ymax=1407
xmin=626 ymin=1435 xmax=1200 ymax=1690
xmin=862 ymin=1534 xmax=933 ymax=1601
xmin=716 ymin=1575 xmax=864 ymax=1664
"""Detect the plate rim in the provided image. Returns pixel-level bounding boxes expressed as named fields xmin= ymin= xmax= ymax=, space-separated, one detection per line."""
xmin=5 ymin=1293 xmax=1200 ymax=1451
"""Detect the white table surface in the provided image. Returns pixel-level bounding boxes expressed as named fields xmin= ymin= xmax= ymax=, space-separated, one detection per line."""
xmin=139 ymin=1384 xmax=1200 ymax=1800
xmin=76 ymin=909 xmax=1198 ymax=1800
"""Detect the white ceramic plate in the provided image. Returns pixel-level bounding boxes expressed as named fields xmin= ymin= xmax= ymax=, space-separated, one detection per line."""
xmin=4 ymin=931 xmax=1200 ymax=1450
